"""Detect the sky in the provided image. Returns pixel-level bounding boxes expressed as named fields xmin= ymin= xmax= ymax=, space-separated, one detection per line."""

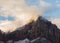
xmin=26 ymin=0 xmax=60 ymax=18
xmin=26 ymin=0 xmax=60 ymax=28
xmin=0 ymin=1 xmax=60 ymax=43
xmin=0 ymin=0 xmax=60 ymax=33
xmin=0 ymin=0 xmax=60 ymax=20
xmin=0 ymin=0 xmax=60 ymax=19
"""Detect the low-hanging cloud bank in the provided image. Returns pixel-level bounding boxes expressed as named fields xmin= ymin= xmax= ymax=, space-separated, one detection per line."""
xmin=0 ymin=0 xmax=51 ymax=33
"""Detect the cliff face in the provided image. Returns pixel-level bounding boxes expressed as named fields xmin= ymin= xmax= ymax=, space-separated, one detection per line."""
xmin=0 ymin=16 xmax=60 ymax=43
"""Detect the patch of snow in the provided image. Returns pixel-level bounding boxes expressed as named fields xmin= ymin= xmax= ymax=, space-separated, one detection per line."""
xmin=14 ymin=39 xmax=30 ymax=43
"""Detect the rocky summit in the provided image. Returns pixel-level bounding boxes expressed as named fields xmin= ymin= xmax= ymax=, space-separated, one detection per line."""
xmin=0 ymin=16 xmax=60 ymax=43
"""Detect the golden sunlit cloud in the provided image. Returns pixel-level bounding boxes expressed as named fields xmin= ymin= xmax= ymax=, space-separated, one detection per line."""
xmin=0 ymin=0 xmax=52 ymax=33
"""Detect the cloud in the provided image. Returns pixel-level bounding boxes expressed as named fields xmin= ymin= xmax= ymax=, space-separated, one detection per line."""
xmin=55 ymin=0 xmax=60 ymax=7
xmin=0 ymin=0 xmax=41 ymax=33
xmin=39 ymin=0 xmax=52 ymax=13
xmin=49 ymin=18 xmax=60 ymax=29
xmin=57 ymin=4 xmax=60 ymax=7
xmin=40 ymin=0 xmax=52 ymax=8
xmin=0 ymin=0 xmax=52 ymax=33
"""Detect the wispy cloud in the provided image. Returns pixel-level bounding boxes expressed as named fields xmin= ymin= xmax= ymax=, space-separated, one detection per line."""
xmin=0 ymin=0 xmax=42 ymax=33
xmin=0 ymin=0 xmax=52 ymax=33
xmin=49 ymin=18 xmax=60 ymax=29
xmin=57 ymin=4 xmax=60 ymax=7
xmin=40 ymin=0 xmax=52 ymax=8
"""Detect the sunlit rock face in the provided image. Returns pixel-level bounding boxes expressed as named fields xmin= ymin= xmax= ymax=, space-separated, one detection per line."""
xmin=0 ymin=0 xmax=41 ymax=33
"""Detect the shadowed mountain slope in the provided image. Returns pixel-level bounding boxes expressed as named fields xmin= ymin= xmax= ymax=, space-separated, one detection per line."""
xmin=0 ymin=16 xmax=60 ymax=43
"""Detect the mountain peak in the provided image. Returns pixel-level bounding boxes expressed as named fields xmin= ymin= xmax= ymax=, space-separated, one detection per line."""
xmin=0 ymin=16 xmax=60 ymax=43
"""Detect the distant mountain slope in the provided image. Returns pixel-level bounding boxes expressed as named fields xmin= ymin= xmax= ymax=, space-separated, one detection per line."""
xmin=0 ymin=16 xmax=60 ymax=43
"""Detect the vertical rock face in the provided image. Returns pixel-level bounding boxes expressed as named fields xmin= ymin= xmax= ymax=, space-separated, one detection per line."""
xmin=0 ymin=16 xmax=60 ymax=43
